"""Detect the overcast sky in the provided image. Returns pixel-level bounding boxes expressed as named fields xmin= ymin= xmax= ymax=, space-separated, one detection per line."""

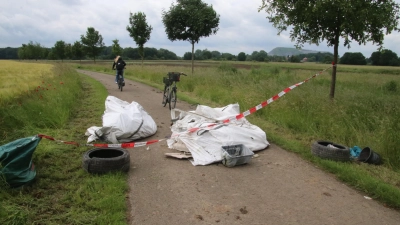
xmin=1 ymin=0 xmax=400 ymax=57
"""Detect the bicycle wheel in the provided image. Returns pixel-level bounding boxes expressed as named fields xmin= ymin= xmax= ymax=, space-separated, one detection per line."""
xmin=162 ymin=86 xmax=169 ymax=107
xmin=169 ymin=88 xmax=177 ymax=110
xmin=118 ymin=75 xmax=123 ymax=91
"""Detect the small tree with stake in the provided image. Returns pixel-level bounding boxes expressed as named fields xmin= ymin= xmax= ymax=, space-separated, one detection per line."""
xmin=126 ymin=12 xmax=153 ymax=66
xmin=162 ymin=0 xmax=220 ymax=74
xmin=259 ymin=0 xmax=400 ymax=99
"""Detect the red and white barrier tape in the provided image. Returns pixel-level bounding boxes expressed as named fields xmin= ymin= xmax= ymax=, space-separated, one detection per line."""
xmin=37 ymin=134 xmax=165 ymax=149
xmin=186 ymin=65 xmax=333 ymax=133
xmin=38 ymin=65 xmax=332 ymax=148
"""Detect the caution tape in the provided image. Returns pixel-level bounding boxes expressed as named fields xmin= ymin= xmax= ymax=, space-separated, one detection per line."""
xmin=37 ymin=134 xmax=165 ymax=149
xmin=186 ymin=65 xmax=333 ymax=133
xmin=38 ymin=65 xmax=332 ymax=148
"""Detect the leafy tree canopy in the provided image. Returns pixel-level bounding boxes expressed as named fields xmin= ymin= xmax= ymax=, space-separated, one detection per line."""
xmin=53 ymin=40 xmax=66 ymax=61
xmin=72 ymin=41 xmax=84 ymax=61
xmin=370 ymin=49 xmax=400 ymax=66
xmin=80 ymin=27 xmax=105 ymax=62
xmin=112 ymin=39 xmax=123 ymax=58
xmin=127 ymin=12 xmax=153 ymax=64
xmin=339 ymin=52 xmax=367 ymax=65
xmin=237 ymin=52 xmax=246 ymax=61
xmin=162 ymin=0 xmax=220 ymax=73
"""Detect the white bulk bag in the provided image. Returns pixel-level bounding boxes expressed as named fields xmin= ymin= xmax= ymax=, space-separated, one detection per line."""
xmin=85 ymin=96 xmax=157 ymax=143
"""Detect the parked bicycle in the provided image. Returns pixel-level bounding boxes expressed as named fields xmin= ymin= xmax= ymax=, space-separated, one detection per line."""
xmin=162 ymin=72 xmax=187 ymax=110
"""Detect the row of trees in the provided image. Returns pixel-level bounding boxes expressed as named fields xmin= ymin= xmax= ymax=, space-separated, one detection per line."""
xmin=338 ymin=50 xmax=400 ymax=66
xmin=5 ymin=43 xmax=400 ymax=66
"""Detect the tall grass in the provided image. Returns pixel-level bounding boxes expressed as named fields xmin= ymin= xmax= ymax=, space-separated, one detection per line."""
xmin=1 ymin=62 xmax=127 ymax=224
xmin=0 ymin=62 xmax=82 ymax=140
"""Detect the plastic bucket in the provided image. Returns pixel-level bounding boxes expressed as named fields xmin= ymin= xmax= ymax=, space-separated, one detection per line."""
xmin=358 ymin=147 xmax=382 ymax=165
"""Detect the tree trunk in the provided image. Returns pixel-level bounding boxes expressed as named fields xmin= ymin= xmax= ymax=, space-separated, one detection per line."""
xmin=191 ymin=42 xmax=194 ymax=75
xmin=330 ymin=33 xmax=340 ymax=99
xmin=330 ymin=44 xmax=338 ymax=99
xmin=140 ymin=46 xmax=144 ymax=68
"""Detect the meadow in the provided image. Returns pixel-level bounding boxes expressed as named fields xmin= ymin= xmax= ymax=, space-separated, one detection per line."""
xmin=1 ymin=60 xmax=399 ymax=224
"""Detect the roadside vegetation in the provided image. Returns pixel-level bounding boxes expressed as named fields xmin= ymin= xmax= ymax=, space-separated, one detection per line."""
xmin=0 ymin=61 xmax=127 ymax=224
xmin=77 ymin=60 xmax=400 ymax=209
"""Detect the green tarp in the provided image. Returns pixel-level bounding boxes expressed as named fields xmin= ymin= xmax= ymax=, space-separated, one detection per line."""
xmin=0 ymin=135 xmax=41 ymax=188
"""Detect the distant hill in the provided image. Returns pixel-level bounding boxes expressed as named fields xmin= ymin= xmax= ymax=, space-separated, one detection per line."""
xmin=268 ymin=47 xmax=331 ymax=56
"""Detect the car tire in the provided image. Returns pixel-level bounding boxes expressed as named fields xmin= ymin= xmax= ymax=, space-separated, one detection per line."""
xmin=82 ymin=148 xmax=130 ymax=174
xmin=311 ymin=140 xmax=350 ymax=162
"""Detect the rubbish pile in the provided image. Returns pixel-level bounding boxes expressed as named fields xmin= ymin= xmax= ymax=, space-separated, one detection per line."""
xmin=311 ymin=140 xmax=382 ymax=165
xmin=167 ymin=103 xmax=270 ymax=166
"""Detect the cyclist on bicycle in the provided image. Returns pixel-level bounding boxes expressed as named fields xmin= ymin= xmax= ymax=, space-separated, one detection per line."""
xmin=112 ymin=56 xmax=126 ymax=83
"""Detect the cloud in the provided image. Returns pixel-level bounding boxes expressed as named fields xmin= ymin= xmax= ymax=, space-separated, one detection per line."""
xmin=1 ymin=0 xmax=399 ymax=58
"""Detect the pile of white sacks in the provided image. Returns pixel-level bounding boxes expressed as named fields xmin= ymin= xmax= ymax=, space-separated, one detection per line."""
xmin=167 ymin=103 xmax=270 ymax=166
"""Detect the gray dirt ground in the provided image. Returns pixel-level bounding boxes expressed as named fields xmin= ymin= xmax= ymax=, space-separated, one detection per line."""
xmin=78 ymin=70 xmax=400 ymax=225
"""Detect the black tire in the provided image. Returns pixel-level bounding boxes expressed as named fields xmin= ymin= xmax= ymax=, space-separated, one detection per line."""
xmin=169 ymin=88 xmax=177 ymax=110
xmin=82 ymin=148 xmax=130 ymax=174
xmin=311 ymin=140 xmax=350 ymax=162
xmin=163 ymin=86 xmax=169 ymax=107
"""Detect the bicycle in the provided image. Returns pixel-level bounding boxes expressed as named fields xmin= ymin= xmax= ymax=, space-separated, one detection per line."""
xmin=114 ymin=69 xmax=125 ymax=91
xmin=162 ymin=72 xmax=187 ymax=110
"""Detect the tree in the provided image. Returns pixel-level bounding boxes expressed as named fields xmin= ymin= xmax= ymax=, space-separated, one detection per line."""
xmin=72 ymin=41 xmax=84 ymax=62
xmin=340 ymin=52 xmax=366 ymax=65
xmin=162 ymin=0 xmax=220 ymax=74
xmin=183 ymin=52 xmax=193 ymax=60
xmin=111 ymin=39 xmax=123 ymax=58
xmin=211 ymin=51 xmax=221 ymax=60
xmin=259 ymin=0 xmax=400 ymax=99
xmin=127 ymin=12 xmax=153 ymax=66
xmin=18 ymin=44 xmax=27 ymax=60
xmin=290 ymin=55 xmax=300 ymax=63
xmin=20 ymin=41 xmax=44 ymax=60
xmin=203 ymin=49 xmax=212 ymax=60
xmin=53 ymin=40 xmax=66 ymax=61
xmin=221 ymin=53 xmax=234 ymax=60
xmin=80 ymin=27 xmax=105 ymax=63
xmin=380 ymin=49 xmax=400 ymax=66
xmin=237 ymin=52 xmax=246 ymax=61
xmin=369 ymin=49 xmax=400 ymax=66
xmin=65 ymin=43 xmax=72 ymax=60
xmin=370 ymin=51 xmax=381 ymax=65
xmin=195 ymin=49 xmax=203 ymax=60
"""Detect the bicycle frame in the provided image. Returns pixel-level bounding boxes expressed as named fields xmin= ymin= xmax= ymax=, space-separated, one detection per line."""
xmin=162 ymin=72 xmax=186 ymax=110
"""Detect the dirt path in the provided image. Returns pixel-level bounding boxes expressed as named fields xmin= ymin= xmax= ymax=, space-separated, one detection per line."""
xmin=78 ymin=70 xmax=400 ymax=225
